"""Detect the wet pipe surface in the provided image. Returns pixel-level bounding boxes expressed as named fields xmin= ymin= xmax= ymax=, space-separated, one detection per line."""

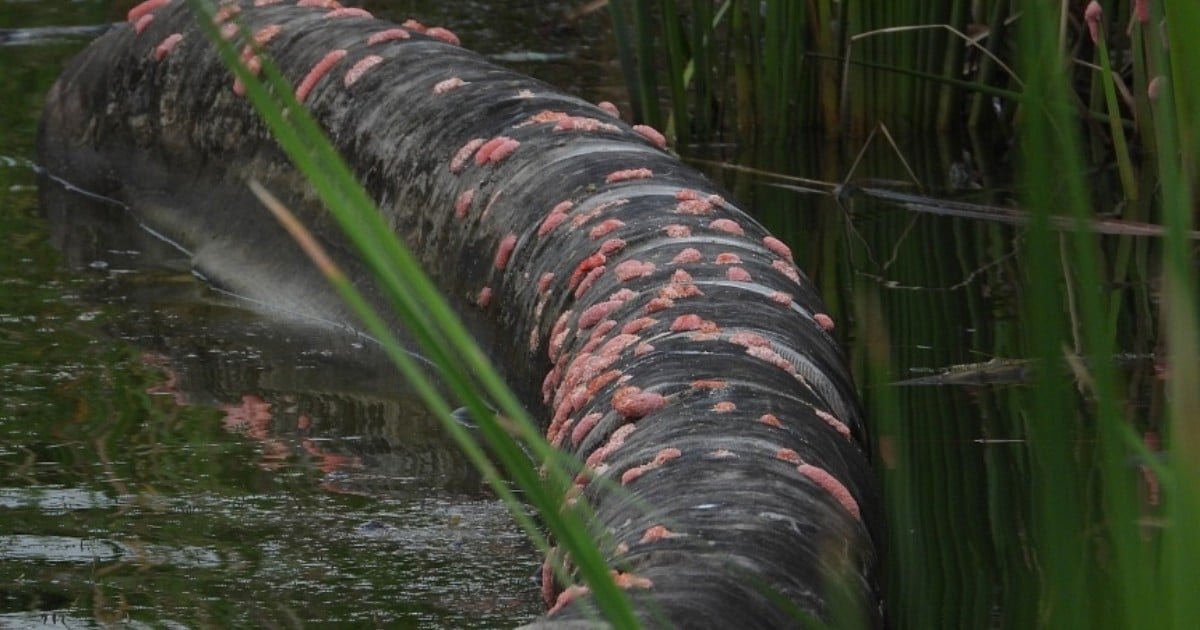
xmin=35 ymin=0 xmax=880 ymax=626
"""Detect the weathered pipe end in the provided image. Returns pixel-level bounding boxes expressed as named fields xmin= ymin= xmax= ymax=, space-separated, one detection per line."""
xmin=36 ymin=1 xmax=882 ymax=627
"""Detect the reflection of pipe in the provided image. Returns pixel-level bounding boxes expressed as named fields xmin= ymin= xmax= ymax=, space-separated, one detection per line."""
xmin=301 ymin=432 xmax=363 ymax=473
xmin=219 ymin=392 xmax=411 ymax=489
xmin=131 ymin=316 xmax=490 ymax=496
xmin=38 ymin=2 xmax=879 ymax=626
xmin=221 ymin=394 xmax=290 ymax=470
xmin=142 ymin=352 xmax=189 ymax=406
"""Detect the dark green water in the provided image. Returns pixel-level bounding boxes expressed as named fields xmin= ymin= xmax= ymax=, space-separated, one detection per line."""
xmin=1 ymin=1 xmax=622 ymax=627
xmin=1 ymin=1 xmax=1165 ymax=628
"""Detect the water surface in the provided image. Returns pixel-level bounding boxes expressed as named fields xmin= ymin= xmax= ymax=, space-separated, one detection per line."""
xmin=1 ymin=1 xmax=1165 ymax=628
xmin=2 ymin=1 xmax=620 ymax=626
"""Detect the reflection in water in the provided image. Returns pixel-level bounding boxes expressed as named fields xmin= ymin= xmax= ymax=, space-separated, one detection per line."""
xmin=1 ymin=3 xmax=624 ymax=623
xmin=0 ymin=487 xmax=114 ymax=511
xmin=0 ymin=533 xmax=221 ymax=567
xmin=0 ymin=1 xmax=619 ymax=626
xmin=42 ymin=181 xmax=491 ymax=497
xmin=0 ymin=172 xmax=542 ymax=627
xmin=714 ymin=130 xmax=1163 ymax=629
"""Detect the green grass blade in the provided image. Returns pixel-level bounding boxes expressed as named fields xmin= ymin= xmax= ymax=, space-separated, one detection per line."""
xmin=183 ymin=2 xmax=639 ymax=625
xmin=1155 ymin=2 xmax=1200 ymax=626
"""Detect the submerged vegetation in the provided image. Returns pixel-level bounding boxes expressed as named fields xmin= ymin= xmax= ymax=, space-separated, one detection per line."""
xmin=610 ymin=0 xmax=1199 ymax=627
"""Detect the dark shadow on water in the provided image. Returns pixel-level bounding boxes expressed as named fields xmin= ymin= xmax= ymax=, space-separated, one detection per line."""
xmin=3 ymin=173 xmax=545 ymax=628
xmin=40 ymin=170 xmax=492 ymax=494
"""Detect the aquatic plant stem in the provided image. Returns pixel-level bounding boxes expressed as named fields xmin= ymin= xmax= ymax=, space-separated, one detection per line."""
xmin=184 ymin=1 xmax=638 ymax=625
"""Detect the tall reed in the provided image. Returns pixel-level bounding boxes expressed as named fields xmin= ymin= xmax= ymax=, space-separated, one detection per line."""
xmin=619 ymin=0 xmax=1198 ymax=627
xmin=1016 ymin=2 xmax=1196 ymax=623
xmin=607 ymin=1 xmax=1142 ymax=138
xmin=184 ymin=0 xmax=1200 ymax=626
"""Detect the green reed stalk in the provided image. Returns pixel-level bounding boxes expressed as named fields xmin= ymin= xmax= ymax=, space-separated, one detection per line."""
xmin=1156 ymin=2 xmax=1200 ymax=625
xmin=656 ymin=0 xmax=689 ymax=143
xmin=935 ymin=1 xmax=965 ymax=131
xmin=968 ymin=1 xmax=1011 ymax=129
xmin=689 ymin=0 xmax=716 ymax=138
xmin=730 ymin=2 xmax=753 ymax=140
xmin=1092 ymin=14 xmax=1139 ymax=200
xmin=912 ymin=1 xmax=929 ymax=129
xmin=607 ymin=0 xmax=647 ymax=125
xmin=631 ymin=0 xmax=662 ymax=126
xmin=185 ymin=2 xmax=639 ymax=626
xmin=1014 ymin=25 xmax=1097 ymax=621
xmin=619 ymin=2 xmax=1197 ymax=627
xmin=1018 ymin=1 xmax=1197 ymax=627
xmin=812 ymin=0 xmax=840 ymax=131
xmin=845 ymin=0 xmax=862 ymax=130
xmin=618 ymin=0 xmax=1076 ymax=137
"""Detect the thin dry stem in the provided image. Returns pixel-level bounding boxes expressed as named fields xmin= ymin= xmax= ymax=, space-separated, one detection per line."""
xmin=248 ymin=179 xmax=345 ymax=281
xmin=1073 ymin=57 xmax=1137 ymax=112
xmin=839 ymin=23 xmax=1026 ymax=128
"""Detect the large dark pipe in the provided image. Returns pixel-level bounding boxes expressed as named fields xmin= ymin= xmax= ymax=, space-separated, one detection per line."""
xmin=37 ymin=1 xmax=880 ymax=626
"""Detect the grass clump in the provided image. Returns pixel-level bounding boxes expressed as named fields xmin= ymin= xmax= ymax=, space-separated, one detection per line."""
xmin=616 ymin=0 xmax=1197 ymax=627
